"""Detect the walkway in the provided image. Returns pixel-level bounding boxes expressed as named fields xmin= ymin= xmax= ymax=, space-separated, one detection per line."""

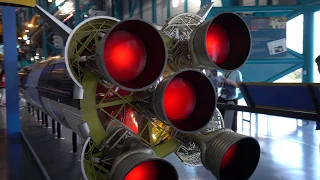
xmin=0 ymin=107 xmax=44 ymax=180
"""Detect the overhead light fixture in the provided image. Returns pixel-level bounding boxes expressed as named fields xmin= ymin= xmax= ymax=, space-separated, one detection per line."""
xmin=59 ymin=2 xmax=75 ymax=15
xmin=55 ymin=0 xmax=64 ymax=6
xmin=195 ymin=0 xmax=201 ymax=6
xmin=18 ymin=37 xmax=22 ymax=40
xmin=34 ymin=56 xmax=39 ymax=60
xmin=25 ymin=30 xmax=29 ymax=32
xmin=23 ymin=35 xmax=28 ymax=40
xmin=31 ymin=57 xmax=34 ymax=61
xmin=48 ymin=0 xmax=52 ymax=2
xmin=36 ymin=53 xmax=39 ymax=55
xmin=26 ymin=40 xmax=30 ymax=44
xmin=27 ymin=24 xmax=33 ymax=28
xmin=172 ymin=0 xmax=179 ymax=7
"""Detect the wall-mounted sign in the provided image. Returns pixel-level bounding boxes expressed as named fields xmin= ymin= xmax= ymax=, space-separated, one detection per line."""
xmin=0 ymin=0 xmax=36 ymax=7
xmin=243 ymin=16 xmax=287 ymax=58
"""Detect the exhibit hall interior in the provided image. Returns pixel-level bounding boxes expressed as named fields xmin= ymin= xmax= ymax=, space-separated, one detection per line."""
xmin=0 ymin=0 xmax=320 ymax=180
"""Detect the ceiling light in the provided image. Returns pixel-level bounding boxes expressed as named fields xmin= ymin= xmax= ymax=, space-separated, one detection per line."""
xmin=55 ymin=0 xmax=64 ymax=6
xmin=59 ymin=2 xmax=75 ymax=15
xmin=172 ymin=0 xmax=179 ymax=7
xmin=23 ymin=35 xmax=28 ymax=40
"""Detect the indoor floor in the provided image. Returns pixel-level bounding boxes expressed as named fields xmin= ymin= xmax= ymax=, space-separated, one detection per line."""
xmin=1 ymin=107 xmax=320 ymax=180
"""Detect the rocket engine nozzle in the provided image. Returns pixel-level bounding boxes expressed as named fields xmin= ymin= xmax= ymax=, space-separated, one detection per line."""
xmin=153 ymin=69 xmax=217 ymax=132
xmin=96 ymin=19 xmax=167 ymax=91
xmin=189 ymin=12 xmax=251 ymax=71
xmin=195 ymin=129 xmax=260 ymax=180
xmin=108 ymin=139 xmax=178 ymax=180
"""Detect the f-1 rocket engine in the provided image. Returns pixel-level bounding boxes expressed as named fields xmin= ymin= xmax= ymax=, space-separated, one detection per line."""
xmin=20 ymin=4 xmax=260 ymax=180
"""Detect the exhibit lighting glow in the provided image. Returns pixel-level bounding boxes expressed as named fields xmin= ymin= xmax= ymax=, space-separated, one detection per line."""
xmin=48 ymin=0 xmax=52 ymax=2
xmin=103 ymin=30 xmax=147 ymax=82
xmin=206 ymin=24 xmax=230 ymax=66
xmin=34 ymin=56 xmax=39 ymax=60
xmin=286 ymin=14 xmax=303 ymax=54
xmin=59 ymin=2 xmax=75 ymax=15
xmin=172 ymin=0 xmax=179 ymax=7
xmin=152 ymin=134 xmax=157 ymax=140
xmin=195 ymin=0 xmax=201 ymax=6
xmin=220 ymin=144 xmax=238 ymax=169
xmin=163 ymin=78 xmax=196 ymax=122
xmin=31 ymin=57 xmax=34 ymax=61
xmin=123 ymin=108 xmax=139 ymax=134
xmin=36 ymin=53 xmax=39 ymax=55
xmin=55 ymin=0 xmax=64 ymax=6
xmin=124 ymin=161 xmax=158 ymax=180
xmin=18 ymin=37 xmax=22 ymax=40
xmin=26 ymin=40 xmax=30 ymax=44
xmin=27 ymin=24 xmax=33 ymax=28
xmin=25 ymin=30 xmax=29 ymax=32
xmin=23 ymin=35 xmax=28 ymax=40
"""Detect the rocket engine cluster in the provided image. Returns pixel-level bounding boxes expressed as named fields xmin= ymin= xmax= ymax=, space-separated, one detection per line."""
xmin=19 ymin=5 xmax=260 ymax=180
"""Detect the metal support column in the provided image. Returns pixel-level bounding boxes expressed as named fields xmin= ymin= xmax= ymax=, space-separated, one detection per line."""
xmin=302 ymin=8 xmax=315 ymax=83
xmin=75 ymin=0 xmax=82 ymax=25
xmin=42 ymin=0 xmax=48 ymax=58
xmin=31 ymin=106 xmax=35 ymax=116
xmin=52 ymin=119 xmax=56 ymax=135
xmin=3 ymin=6 xmax=20 ymax=138
xmin=45 ymin=114 xmax=49 ymax=128
xmin=41 ymin=112 xmax=45 ymax=125
xmin=152 ymin=0 xmax=157 ymax=23
xmin=166 ymin=0 xmax=170 ymax=18
xmin=129 ymin=0 xmax=139 ymax=18
xmin=112 ymin=0 xmax=123 ymax=20
xmin=3 ymin=6 xmax=23 ymax=177
xmin=139 ymin=0 xmax=143 ymax=19
xmin=72 ymin=132 xmax=77 ymax=153
xmin=184 ymin=0 xmax=188 ymax=12
xmin=57 ymin=123 xmax=64 ymax=139
xmin=37 ymin=110 xmax=40 ymax=121
xmin=129 ymin=0 xmax=132 ymax=14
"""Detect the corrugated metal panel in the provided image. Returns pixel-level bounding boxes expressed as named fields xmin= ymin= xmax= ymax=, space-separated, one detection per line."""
xmin=61 ymin=105 xmax=85 ymax=138
xmin=41 ymin=97 xmax=60 ymax=123
xmin=47 ymin=98 xmax=72 ymax=129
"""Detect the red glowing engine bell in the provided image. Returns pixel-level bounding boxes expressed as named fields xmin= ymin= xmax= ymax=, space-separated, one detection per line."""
xmin=206 ymin=24 xmax=230 ymax=66
xmin=104 ymin=30 xmax=147 ymax=82
xmin=123 ymin=108 xmax=139 ymax=134
xmin=220 ymin=144 xmax=238 ymax=169
xmin=163 ymin=78 xmax=196 ymax=123
xmin=124 ymin=161 xmax=158 ymax=180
